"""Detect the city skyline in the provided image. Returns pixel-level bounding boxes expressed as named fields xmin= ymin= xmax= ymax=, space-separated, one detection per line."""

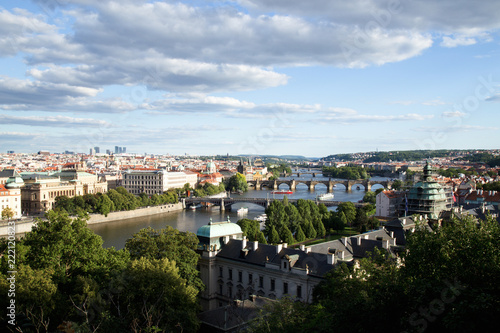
xmin=1 ymin=0 xmax=499 ymax=157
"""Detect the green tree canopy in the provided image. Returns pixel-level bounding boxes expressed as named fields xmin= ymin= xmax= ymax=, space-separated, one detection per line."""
xmin=226 ymin=173 xmax=249 ymax=192
xmin=124 ymin=226 xmax=203 ymax=291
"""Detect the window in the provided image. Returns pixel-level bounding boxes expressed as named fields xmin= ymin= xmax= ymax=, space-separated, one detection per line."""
xmin=219 ymin=267 xmax=223 ymax=277
xmin=259 ymin=276 xmax=264 ymax=288
xmin=229 ymin=269 xmax=233 ymax=281
xmin=270 ymin=279 xmax=275 ymax=291
xmin=283 ymin=282 xmax=288 ymax=294
xmin=219 ymin=284 xmax=223 ymax=295
xmin=238 ymin=271 xmax=242 ymax=282
xmin=229 ymin=286 xmax=232 ymax=298
xmin=297 ymin=285 xmax=302 ymax=298
xmin=248 ymin=273 xmax=253 ymax=285
xmin=283 ymin=261 xmax=287 ymax=269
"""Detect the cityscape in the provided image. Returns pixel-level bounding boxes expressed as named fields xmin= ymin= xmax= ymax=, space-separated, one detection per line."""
xmin=1 ymin=0 xmax=500 ymax=332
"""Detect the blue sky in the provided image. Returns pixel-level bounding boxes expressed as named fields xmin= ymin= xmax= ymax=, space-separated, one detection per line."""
xmin=0 ymin=0 xmax=499 ymax=157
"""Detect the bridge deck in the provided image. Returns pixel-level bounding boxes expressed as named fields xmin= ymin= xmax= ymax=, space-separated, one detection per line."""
xmin=184 ymin=197 xmax=364 ymax=208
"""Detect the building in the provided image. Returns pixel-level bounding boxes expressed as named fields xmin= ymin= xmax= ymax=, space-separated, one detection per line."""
xmin=20 ymin=162 xmax=108 ymax=215
xmin=402 ymin=162 xmax=452 ymax=220
xmin=197 ymin=219 xmax=344 ymax=311
xmin=0 ymin=178 xmax=22 ymax=219
xmin=122 ymin=170 xmax=197 ymax=195
xmin=376 ymin=190 xmax=404 ymax=218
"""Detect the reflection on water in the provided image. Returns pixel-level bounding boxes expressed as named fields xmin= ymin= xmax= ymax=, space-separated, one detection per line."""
xmin=91 ymin=176 xmax=386 ymax=249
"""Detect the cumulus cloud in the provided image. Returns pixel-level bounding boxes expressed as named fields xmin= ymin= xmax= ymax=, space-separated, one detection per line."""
xmin=441 ymin=111 xmax=467 ymax=118
xmin=0 ymin=76 xmax=136 ymax=113
xmin=441 ymin=36 xmax=477 ymax=48
xmin=0 ymin=114 xmax=111 ymax=127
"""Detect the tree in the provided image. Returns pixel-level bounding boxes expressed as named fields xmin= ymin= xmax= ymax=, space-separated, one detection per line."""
xmin=337 ymin=202 xmax=356 ymax=226
xmin=353 ymin=207 xmax=368 ymax=233
xmin=303 ymin=220 xmax=317 ymax=239
xmin=1 ymin=207 xmax=14 ymax=220
xmin=255 ymin=230 xmax=267 ymax=244
xmin=110 ymin=257 xmax=200 ymax=333
xmin=237 ymin=218 xmax=260 ymax=241
xmin=96 ymin=193 xmax=114 ymax=216
xmin=295 ymin=225 xmax=306 ymax=242
xmin=313 ymin=218 xmax=326 ymax=238
xmin=284 ymin=204 xmax=301 ymax=233
xmin=362 ymin=191 xmax=376 ymax=204
xmin=281 ymin=225 xmax=294 ymax=245
xmin=265 ymin=200 xmax=288 ymax=233
xmin=331 ymin=214 xmax=346 ymax=234
xmin=268 ymin=225 xmax=280 ymax=245
xmin=125 ymin=226 xmax=204 ymax=291
xmin=226 ymin=173 xmax=248 ymax=192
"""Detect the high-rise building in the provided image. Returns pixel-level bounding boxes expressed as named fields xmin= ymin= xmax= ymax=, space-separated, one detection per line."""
xmin=106 ymin=149 xmax=112 ymax=155
xmin=115 ymin=146 xmax=119 ymax=154
xmin=122 ymin=147 xmax=127 ymax=153
xmin=94 ymin=146 xmax=100 ymax=154
xmin=89 ymin=148 xmax=95 ymax=155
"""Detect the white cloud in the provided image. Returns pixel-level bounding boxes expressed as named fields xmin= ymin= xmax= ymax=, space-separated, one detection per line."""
xmin=441 ymin=36 xmax=477 ymax=48
xmin=441 ymin=111 xmax=467 ymax=118
xmin=0 ymin=114 xmax=111 ymax=127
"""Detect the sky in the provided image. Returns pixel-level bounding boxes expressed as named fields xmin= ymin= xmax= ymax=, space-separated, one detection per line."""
xmin=0 ymin=0 xmax=499 ymax=158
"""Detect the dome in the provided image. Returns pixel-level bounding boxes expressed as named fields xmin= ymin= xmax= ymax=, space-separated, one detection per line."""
xmin=5 ymin=176 xmax=24 ymax=188
xmin=197 ymin=220 xmax=242 ymax=239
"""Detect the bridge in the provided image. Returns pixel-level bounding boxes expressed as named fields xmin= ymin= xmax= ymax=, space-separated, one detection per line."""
xmin=182 ymin=197 xmax=365 ymax=211
xmin=247 ymin=179 xmax=393 ymax=192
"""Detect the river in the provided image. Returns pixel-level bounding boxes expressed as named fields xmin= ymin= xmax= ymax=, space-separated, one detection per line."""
xmin=90 ymin=174 xmax=387 ymax=249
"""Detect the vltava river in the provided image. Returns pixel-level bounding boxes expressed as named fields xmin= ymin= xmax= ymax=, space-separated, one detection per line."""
xmin=90 ymin=175 xmax=386 ymax=249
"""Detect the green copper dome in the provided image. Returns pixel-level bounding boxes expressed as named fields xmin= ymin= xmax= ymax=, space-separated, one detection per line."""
xmin=197 ymin=220 xmax=242 ymax=238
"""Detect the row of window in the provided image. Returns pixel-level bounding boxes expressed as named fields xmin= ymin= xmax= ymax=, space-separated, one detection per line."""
xmin=219 ymin=267 xmax=302 ymax=297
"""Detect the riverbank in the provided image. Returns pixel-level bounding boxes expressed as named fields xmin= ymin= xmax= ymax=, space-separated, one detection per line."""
xmin=0 ymin=202 xmax=183 ymax=236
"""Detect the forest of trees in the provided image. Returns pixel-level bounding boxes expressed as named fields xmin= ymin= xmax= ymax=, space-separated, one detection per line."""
xmin=0 ymin=211 xmax=201 ymax=332
xmin=53 ymin=186 xmax=178 ymax=216
xmin=260 ymin=198 xmax=376 ymax=244
xmin=322 ymin=165 xmax=369 ymax=179
xmin=249 ymin=214 xmax=500 ymax=332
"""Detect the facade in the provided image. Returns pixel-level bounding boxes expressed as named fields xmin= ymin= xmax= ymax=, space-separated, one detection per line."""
xmin=197 ymin=219 xmax=341 ymax=311
xmin=376 ymin=190 xmax=404 ymax=218
xmin=20 ymin=163 xmax=108 ymax=215
xmin=0 ymin=182 xmax=22 ymax=219
xmin=122 ymin=170 xmax=197 ymax=195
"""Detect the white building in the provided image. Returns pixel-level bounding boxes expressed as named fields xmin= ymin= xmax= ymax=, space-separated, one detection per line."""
xmin=0 ymin=182 xmax=22 ymax=219
xmin=196 ymin=219 xmax=339 ymax=311
xmin=122 ymin=170 xmax=197 ymax=195
xmin=376 ymin=190 xmax=403 ymax=218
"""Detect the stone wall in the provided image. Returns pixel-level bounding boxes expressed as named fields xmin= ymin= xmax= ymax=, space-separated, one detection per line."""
xmin=0 ymin=202 xmax=183 ymax=235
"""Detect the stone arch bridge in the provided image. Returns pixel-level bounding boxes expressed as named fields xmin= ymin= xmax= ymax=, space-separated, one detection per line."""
xmin=248 ymin=179 xmax=393 ymax=192
xmin=182 ymin=197 xmax=365 ymax=211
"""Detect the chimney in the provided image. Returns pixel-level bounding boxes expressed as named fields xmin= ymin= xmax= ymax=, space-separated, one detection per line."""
xmin=389 ymin=231 xmax=394 ymax=238
xmin=355 ymin=237 xmax=361 ymax=246
xmin=223 ymin=235 xmax=230 ymax=244
xmin=364 ymin=234 xmax=369 ymax=239
xmin=338 ymin=250 xmax=345 ymax=260
xmin=327 ymin=253 xmax=335 ymax=265
xmin=252 ymin=241 xmax=259 ymax=251
xmin=305 ymin=247 xmax=311 ymax=253
xmin=402 ymin=218 xmax=406 ymax=225
xmin=342 ymin=237 xmax=348 ymax=246
xmin=283 ymin=243 xmax=288 ymax=248
xmin=242 ymin=237 xmax=247 ymax=250
xmin=300 ymin=244 xmax=305 ymax=251
xmin=276 ymin=244 xmax=283 ymax=254
xmin=382 ymin=240 xmax=389 ymax=249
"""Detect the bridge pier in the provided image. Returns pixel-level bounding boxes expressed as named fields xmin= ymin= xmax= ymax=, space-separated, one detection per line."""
xmin=290 ymin=180 xmax=296 ymax=191
xmin=220 ymin=199 xmax=225 ymax=211
xmin=255 ymin=180 xmax=261 ymax=190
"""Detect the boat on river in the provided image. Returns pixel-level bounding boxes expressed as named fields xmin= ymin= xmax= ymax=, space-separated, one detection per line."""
xmin=317 ymin=193 xmax=334 ymax=201
xmin=271 ymin=189 xmax=293 ymax=194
